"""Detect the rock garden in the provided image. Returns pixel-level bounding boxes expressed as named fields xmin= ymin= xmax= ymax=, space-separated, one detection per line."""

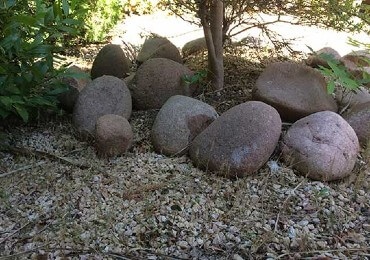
xmin=1 ymin=26 xmax=369 ymax=260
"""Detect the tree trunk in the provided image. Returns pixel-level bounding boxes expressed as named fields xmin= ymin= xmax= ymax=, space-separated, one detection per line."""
xmin=200 ymin=0 xmax=224 ymax=90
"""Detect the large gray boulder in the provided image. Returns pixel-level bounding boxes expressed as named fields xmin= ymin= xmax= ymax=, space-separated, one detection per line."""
xmin=253 ymin=62 xmax=338 ymax=122
xmin=343 ymin=101 xmax=370 ymax=146
xmin=189 ymin=101 xmax=282 ymax=178
xmin=152 ymin=95 xmax=218 ymax=156
xmin=282 ymin=111 xmax=359 ymax=181
xmin=91 ymin=44 xmax=131 ymax=79
xmin=306 ymin=47 xmax=341 ymax=68
xmin=137 ymin=37 xmax=182 ymax=64
xmin=95 ymin=114 xmax=133 ymax=157
xmin=73 ymin=75 xmax=132 ymax=136
xmin=182 ymin=38 xmax=207 ymax=56
xmin=131 ymin=58 xmax=194 ymax=110
xmin=58 ymin=65 xmax=90 ymax=113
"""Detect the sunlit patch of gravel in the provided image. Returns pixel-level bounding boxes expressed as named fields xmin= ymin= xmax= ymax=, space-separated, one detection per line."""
xmin=0 ymin=111 xmax=369 ymax=259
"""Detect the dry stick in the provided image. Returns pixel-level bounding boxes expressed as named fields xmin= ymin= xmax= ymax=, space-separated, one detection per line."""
xmin=0 ymin=244 xmax=47 ymax=260
xmin=0 ymin=221 xmax=33 ymax=245
xmin=0 ymin=144 xmax=89 ymax=172
xmin=277 ymin=247 xmax=370 ymax=259
xmin=0 ymin=161 xmax=47 ymax=178
xmin=274 ymin=179 xmax=305 ymax=233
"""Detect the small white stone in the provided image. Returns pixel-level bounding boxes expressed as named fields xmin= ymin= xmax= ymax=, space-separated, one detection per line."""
xmin=233 ymin=254 xmax=244 ymax=260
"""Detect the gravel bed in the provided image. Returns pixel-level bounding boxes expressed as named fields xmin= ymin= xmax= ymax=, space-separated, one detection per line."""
xmin=0 ymin=109 xmax=369 ymax=259
xmin=0 ymin=45 xmax=369 ymax=259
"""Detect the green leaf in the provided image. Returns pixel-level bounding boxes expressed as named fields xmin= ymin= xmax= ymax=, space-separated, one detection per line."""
xmin=11 ymin=15 xmax=38 ymax=26
xmin=47 ymin=86 xmax=69 ymax=95
xmin=62 ymin=0 xmax=70 ymax=16
xmin=327 ymin=80 xmax=335 ymax=94
xmin=0 ymin=107 xmax=10 ymax=119
xmin=13 ymin=104 xmax=29 ymax=122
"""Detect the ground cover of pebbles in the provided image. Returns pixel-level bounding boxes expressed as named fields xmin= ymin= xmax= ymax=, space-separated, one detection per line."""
xmin=0 ymin=46 xmax=369 ymax=260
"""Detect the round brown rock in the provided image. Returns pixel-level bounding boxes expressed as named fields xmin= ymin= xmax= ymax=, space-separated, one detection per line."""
xmin=306 ymin=47 xmax=341 ymax=68
xmin=137 ymin=37 xmax=182 ymax=64
xmin=336 ymin=86 xmax=370 ymax=108
xmin=95 ymin=114 xmax=133 ymax=157
xmin=73 ymin=75 xmax=132 ymax=135
xmin=131 ymin=58 xmax=194 ymax=110
xmin=58 ymin=65 xmax=91 ymax=113
xmin=152 ymin=95 xmax=218 ymax=156
xmin=182 ymin=38 xmax=207 ymax=56
xmin=253 ymin=62 xmax=338 ymax=122
xmin=282 ymin=111 xmax=359 ymax=181
xmin=341 ymin=50 xmax=370 ymax=82
xmin=189 ymin=101 xmax=282 ymax=178
xmin=343 ymin=101 xmax=370 ymax=146
xmin=91 ymin=44 xmax=131 ymax=79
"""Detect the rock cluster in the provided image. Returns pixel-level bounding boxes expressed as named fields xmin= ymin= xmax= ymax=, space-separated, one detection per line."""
xmin=64 ymin=41 xmax=363 ymax=181
xmin=73 ymin=75 xmax=132 ymax=136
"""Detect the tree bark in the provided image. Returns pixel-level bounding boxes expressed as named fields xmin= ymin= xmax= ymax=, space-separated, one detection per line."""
xmin=200 ymin=0 xmax=224 ymax=90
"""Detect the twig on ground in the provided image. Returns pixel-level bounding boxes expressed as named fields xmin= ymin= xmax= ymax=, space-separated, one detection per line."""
xmin=0 ymin=144 xmax=89 ymax=171
xmin=274 ymin=179 xmax=305 ymax=232
xmin=277 ymin=247 xmax=370 ymax=259
xmin=0 ymin=221 xmax=33 ymax=245
xmin=0 ymin=161 xmax=47 ymax=178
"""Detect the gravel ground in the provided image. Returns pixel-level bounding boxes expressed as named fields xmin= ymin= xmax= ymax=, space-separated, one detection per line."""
xmin=0 ymin=46 xmax=369 ymax=259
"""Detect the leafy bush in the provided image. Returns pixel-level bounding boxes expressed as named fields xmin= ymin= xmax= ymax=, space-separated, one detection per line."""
xmin=73 ymin=0 xmax=157 ymax=43
xmin=0 ymin=0 xmax=81 ymax=122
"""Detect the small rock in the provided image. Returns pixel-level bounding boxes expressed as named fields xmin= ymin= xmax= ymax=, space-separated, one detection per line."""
xmin=95 ymin=114 xmax=133 ymax=157
xmin=233 ymin=254 xmax=244 ymax=260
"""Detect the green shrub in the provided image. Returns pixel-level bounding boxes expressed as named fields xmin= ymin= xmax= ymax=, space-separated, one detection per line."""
xmin=0 ymin=0 xmax=82 ymax=122
xmin=73 ymin=0 xmax=156 ymax=43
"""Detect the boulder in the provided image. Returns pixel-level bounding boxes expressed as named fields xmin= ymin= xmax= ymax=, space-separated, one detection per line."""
xmin=131 ymin=58 xmax=194 ymax=110
xmin=91 ymin=44 xmax=131 ymax=79
xmin=189 ymin=101 xmax=282 ymax=178
xmin=152 ymin=95 xmax=218 ymax=156
xmin=182 ymin=38 xmax=207 ymax=56
xmin=282 ymin=111 xmax=359 ymax=181
xmin=343 ymin=101 xmax=370 ymax=146
xmin=306 ymin=47 xmax=341 ymax=68
xmin=73 ymin=75 xmax=132 ymax=135
xmin=95 ymin=114 xmax=133 ymax=157
xmin=253 ymin=62 xmax=338 ymax=122
xmin=58 ymin=65 xmax=90 ymax=113
xmin=137 ymin=37 xmax=182 ymax=64
xmin=335 ymin=87 xmax=370 ymax=108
